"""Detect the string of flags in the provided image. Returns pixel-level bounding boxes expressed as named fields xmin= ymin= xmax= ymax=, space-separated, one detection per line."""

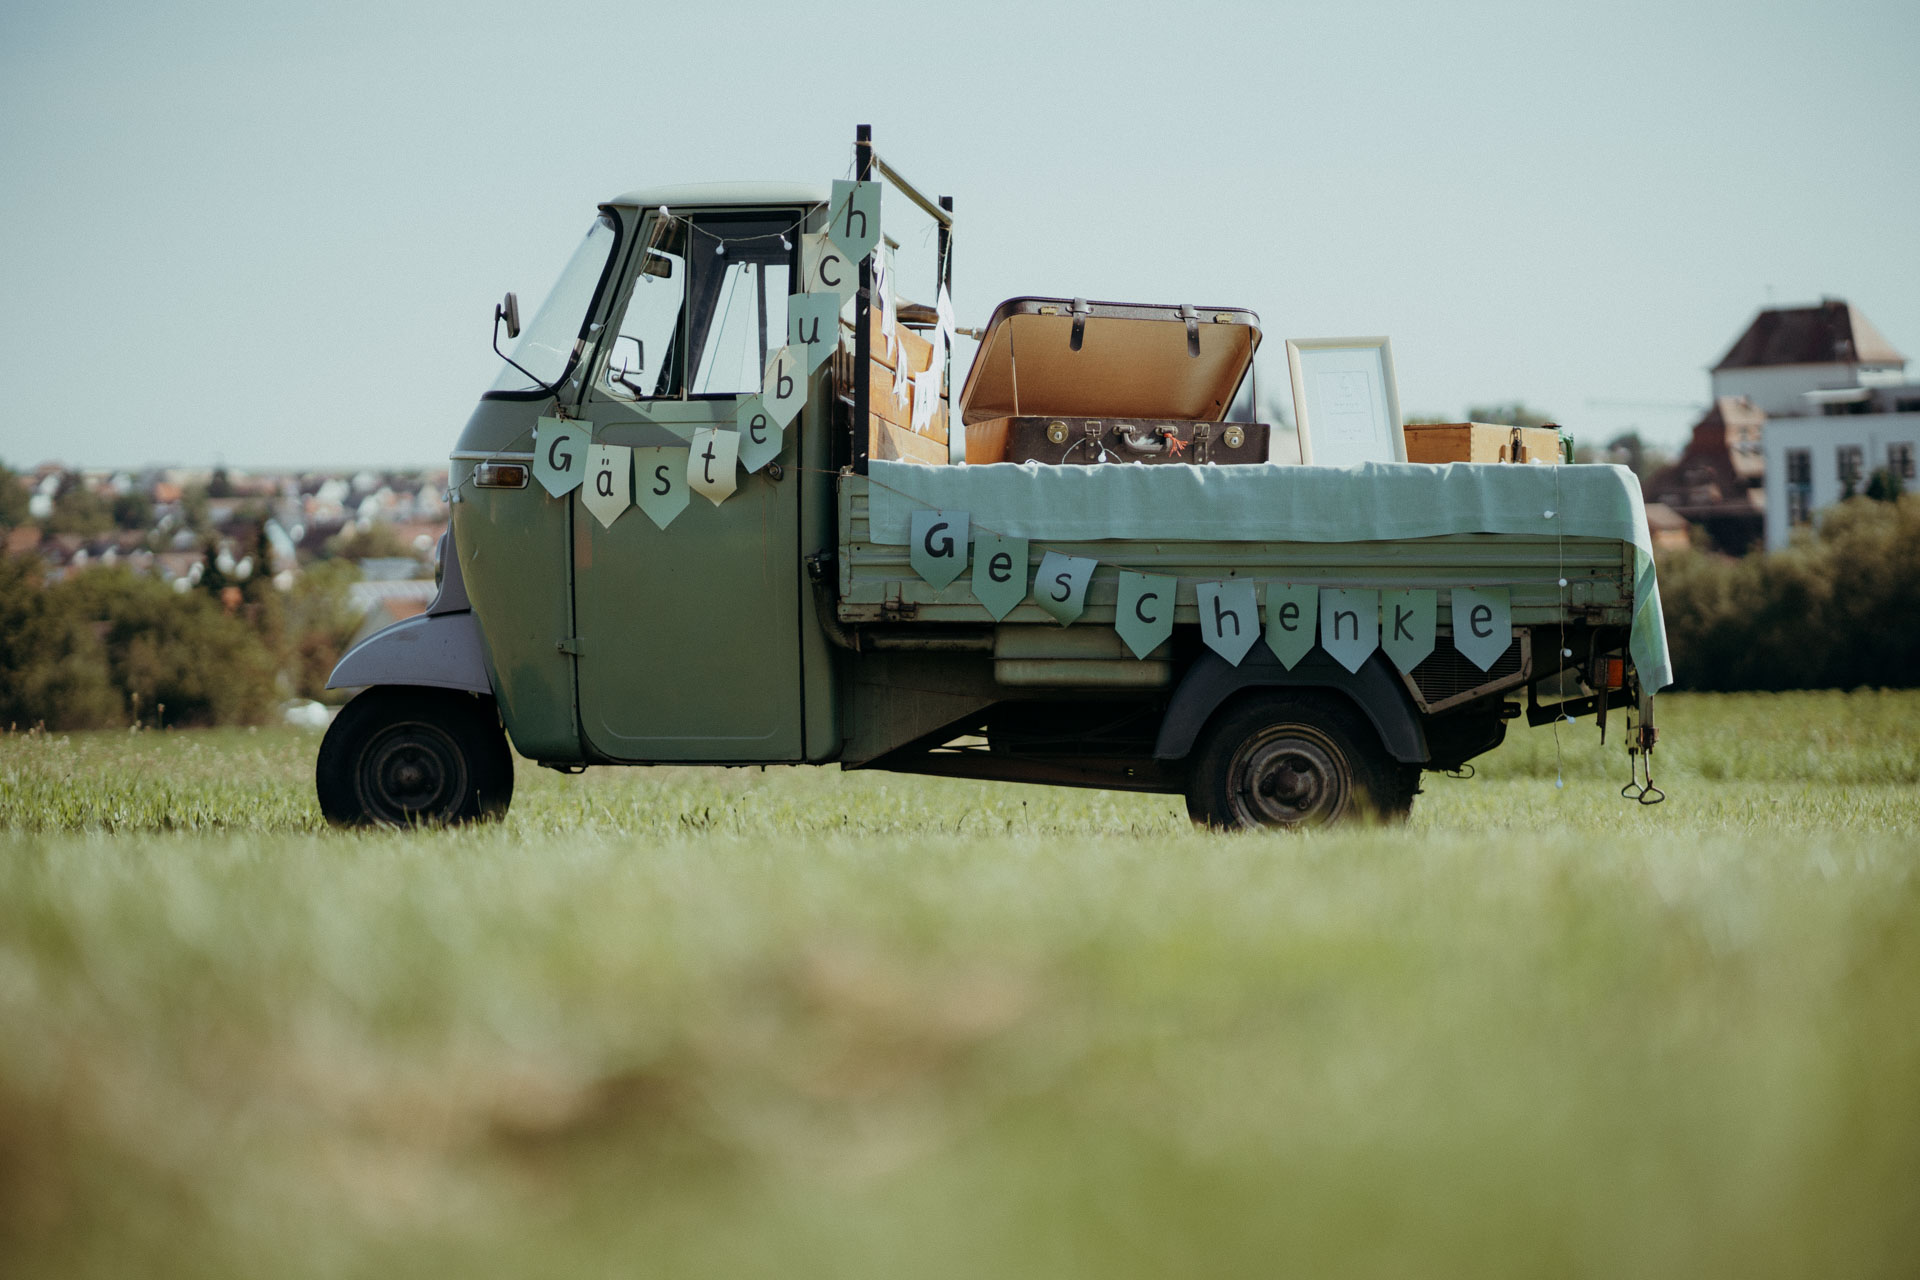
xmin=532 ymin=177 xmax=955 ymax=530
xmin=907 ymin=509 xmax=1517 ymax=675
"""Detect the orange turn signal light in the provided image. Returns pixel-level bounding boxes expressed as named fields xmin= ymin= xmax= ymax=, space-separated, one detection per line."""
xmin=1595 ymin=657 xmax=1626 ymax=690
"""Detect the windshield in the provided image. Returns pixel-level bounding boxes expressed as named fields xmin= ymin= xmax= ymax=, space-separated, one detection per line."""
xmin=489 ymin=213 xmax=619 ymax=394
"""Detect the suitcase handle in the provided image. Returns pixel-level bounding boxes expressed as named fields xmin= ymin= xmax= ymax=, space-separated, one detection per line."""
xmin=1116 ymin=424 xmax=1170 ymax=454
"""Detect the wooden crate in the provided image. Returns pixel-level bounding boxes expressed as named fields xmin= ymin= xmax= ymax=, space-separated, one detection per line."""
xmin=1403 ymin=422 xmax=1563 ymax=464
xmin=860 ymin=307 xmax=947 ymax=456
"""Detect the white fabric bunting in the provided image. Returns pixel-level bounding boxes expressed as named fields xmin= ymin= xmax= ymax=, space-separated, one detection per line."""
xmin=533 ymin=417 xmax=589 ymax=498
xmin=581 ymin=442 xmax=631 ymax=528
xmin=1196 ymin=580 xmax=1261 ymax=665
xmin=631 ymin=446 xmax=690 ymax=529
xmin=688 ymin=428 xmax=739 ymax=507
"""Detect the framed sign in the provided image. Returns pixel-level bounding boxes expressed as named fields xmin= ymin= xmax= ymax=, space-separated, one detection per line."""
xmin=1286 ymin=337 xmax=1405 ymax=467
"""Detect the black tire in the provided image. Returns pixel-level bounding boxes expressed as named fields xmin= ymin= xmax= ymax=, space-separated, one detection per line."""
xmin=315 ymin=686 xmax=514 ymax=828
xmin=1184 ymin=690 xmax=1418 ymax=831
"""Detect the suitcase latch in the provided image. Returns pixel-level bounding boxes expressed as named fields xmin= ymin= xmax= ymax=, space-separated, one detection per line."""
xmin=1180 ymin=304 xmax=1201 ymax=358
xmin=1193 ymin=422 xmax=1211 ymax=464
xmin=1223 ymin=425 xmax=1245 ymax=450
xmin=1047 ymin=420 xmax=1069 ymax=444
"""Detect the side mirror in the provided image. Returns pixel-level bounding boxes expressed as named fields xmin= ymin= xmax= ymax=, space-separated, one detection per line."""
xmin=641 ymin=251 xmax=674 ymax=280
xmin=496 ymin=291 xmax=521 ymax=339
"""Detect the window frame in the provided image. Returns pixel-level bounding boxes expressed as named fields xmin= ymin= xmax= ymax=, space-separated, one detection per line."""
xmin=591 ymin=207 xmax=805 ymax=404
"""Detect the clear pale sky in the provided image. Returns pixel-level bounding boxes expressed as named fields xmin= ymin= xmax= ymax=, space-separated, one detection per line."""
xmin=3 ymin=0 xmax=1915 ymax=470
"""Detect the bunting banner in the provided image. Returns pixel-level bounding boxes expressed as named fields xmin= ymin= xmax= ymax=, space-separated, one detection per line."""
xmin=736 ymin=397 xmax=782 ymax=474
xmin=688 ymin=428 xmax=740 ymax=506
xmin=1115 ymin=571 xmax=1175 ymax=659
xmin=1196 ymin=580 xmax=1260 ymax=665
xmin=799 ymin=231 xmax=858 ymax=316
xmin=909 ymin=509 xmax=970 ymax=589
xmin=788 ymin=292 xmax=841 ymax=373
xmin=1034 ymin=551 xmax=1096 ymax=626
xmin=971 ymin=534 xmax=1029 ymax=621
xmin=1264 ymin=583 xmax=1318 ymax=669
xmin=581 ymin=441 xmax=631 ymax=528
xmin=534 ymin=417 xmax=589 ymax=497
xmin=1450 ymin=587 xmax=1513 ymax=670
xmin=632 ymin=446 xmax=690 ymax=529
xmin=827 ymin=180 xmax=881 ymax=260
xmin=763 ymin=345 xmax=805 ymax=427
xmin=1381 ymin=588 xmax=1437 ymax=672
xmin=1319 ymin=589 xmax=1380 ymax=674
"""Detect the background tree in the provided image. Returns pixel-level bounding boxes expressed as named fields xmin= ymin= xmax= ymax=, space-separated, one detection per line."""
xmin=47 ymin=472 xmax=113 ymax=537
xmin=0 ymin=460 xmax=30 ymax=529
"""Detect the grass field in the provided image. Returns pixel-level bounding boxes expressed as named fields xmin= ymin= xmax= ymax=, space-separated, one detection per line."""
xmin=2 ymin=691 xmax=1917 ymax=1278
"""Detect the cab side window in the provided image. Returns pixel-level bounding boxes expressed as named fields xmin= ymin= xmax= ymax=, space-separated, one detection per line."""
xmin=601 ymin=210 xmax=796 ymax=400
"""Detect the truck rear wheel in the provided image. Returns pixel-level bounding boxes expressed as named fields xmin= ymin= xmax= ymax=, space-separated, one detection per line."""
xmin=315 ymin=687 xmax=514 ymax=827
xmin=1185 ymin=691 xmax=1416 ymax=831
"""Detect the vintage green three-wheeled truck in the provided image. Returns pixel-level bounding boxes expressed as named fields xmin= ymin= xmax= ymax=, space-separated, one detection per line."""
xmin=317 ymin=128 xmax=1670 ymax=830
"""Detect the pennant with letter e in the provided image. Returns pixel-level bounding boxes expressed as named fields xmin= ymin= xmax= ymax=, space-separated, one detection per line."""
xmin=971 ymin=533 xmax=1029 ymax=620
xmin=1264 ymin=583 xmax=1318 ymax=669
xmin=1450 ymin=587 xmax=1513 ymax=671
xmin=736 ymin=397 xmax=782 ymax=474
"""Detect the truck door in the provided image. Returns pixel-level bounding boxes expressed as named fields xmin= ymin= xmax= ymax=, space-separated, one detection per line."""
xmin=570 ymin=208 xmax=806 ymax=762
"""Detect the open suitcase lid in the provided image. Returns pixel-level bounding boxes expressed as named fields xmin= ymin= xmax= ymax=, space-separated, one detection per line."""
xmin=957 ymin=296 xmax=1262 ymax=426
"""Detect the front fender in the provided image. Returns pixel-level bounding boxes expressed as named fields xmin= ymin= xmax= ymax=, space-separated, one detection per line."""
xmin=326 ymin=610 xmax=491 ymax=694
xmin=1153 ymin=648 xmax=1428 ymax=764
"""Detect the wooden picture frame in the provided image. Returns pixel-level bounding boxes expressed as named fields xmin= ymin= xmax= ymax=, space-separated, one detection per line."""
xmin=1286 ymin=337 xmax=1406 ymax=467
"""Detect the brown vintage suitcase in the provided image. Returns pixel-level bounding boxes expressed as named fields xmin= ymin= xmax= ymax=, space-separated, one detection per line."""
xmin=958 ymin=297 xmax=1270 ymax=465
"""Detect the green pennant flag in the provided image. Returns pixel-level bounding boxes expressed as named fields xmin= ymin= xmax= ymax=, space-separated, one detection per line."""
xmin=971 ymin=533 xmax=1029 ymax=620
xmin=632 ymin=446 xmax=690 ymax=529
xmin=1263 ymin=583 xmax=1318 ymax=669
xmin=1034 ymin=551 xmax=1096 ymax=626
xmin=909 ymin=509 xmax=969 ymax=590
xmin=1115 ymin=572 xmax=1176 ymax=659
xmin=1381 ymin=588 xmax=1437 ymax=672
xmin=533 ymin=417 xmax=589 ymax=498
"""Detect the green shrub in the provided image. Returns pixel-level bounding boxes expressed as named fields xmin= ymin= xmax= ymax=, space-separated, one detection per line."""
xmin=1661 ymin=494 xmax=1920 ymax=690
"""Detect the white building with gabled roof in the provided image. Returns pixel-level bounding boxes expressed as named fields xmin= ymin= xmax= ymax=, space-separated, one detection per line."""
xmin=1712 ymin=299 xmax=1920 ymax=549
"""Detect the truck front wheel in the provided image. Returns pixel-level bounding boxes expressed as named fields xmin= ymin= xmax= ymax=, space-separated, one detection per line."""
xmin=1185 ymin=691 xmax=1416 ymax=831
xmin=316 ymin=687 xmax=514 ymax=827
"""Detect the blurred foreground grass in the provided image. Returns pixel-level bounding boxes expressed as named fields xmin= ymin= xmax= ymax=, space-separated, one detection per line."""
xmin=1 ymin=691 xmax=1917 ymax=1278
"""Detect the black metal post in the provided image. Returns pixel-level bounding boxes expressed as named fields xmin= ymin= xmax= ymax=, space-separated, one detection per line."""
xmin=938 ymin=194 xmax=953 ymax=452
xmin=851 ymin=124 xmax=873 ymax=475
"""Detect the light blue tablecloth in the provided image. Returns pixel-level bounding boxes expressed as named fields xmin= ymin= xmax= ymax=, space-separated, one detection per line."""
xmin=867 ymin=459 xmax=1672 ymax=689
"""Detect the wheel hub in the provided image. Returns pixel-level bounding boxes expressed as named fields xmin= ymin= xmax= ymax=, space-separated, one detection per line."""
xmin=1230 ymin=726 xmax=1351 ymax=828
xmin=358 ymin=722 xmax=468 ymax=824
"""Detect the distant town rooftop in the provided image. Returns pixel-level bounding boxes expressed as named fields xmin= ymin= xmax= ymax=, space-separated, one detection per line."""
xmin=1713 ymin=299 xmax=1906 ymax=371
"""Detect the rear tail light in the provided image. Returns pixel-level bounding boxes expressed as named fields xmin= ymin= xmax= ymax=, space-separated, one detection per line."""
xmin=473 ymin=461 xmax=529 ymax=489
xmin=1594 ymin=656 xmax=1626 ymax=690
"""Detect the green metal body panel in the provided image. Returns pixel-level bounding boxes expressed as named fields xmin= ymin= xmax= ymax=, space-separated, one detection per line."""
xmin=451 ymin=400 xmax=578 ymax=760
xmin=451 ymin=200 xmax=843 ymax=766
xmin=834 ymin=476 xmax=1635 ymax=633
xmin=570 ymin=398 xmax=805 ymax=762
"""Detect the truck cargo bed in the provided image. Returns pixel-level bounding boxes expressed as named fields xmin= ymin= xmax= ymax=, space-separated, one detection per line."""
xmin=836 ymin=476 xmax=1636 ymax=630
